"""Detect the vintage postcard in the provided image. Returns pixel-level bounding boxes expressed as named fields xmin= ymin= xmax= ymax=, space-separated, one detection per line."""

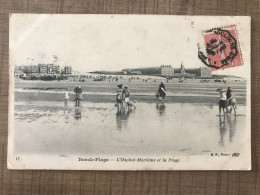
xmin=8 ymin=14 xmax=251 ymax=170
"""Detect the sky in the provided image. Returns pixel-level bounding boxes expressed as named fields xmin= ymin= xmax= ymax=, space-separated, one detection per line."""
xmin=9 ymin=14 xmax=250 ymax=78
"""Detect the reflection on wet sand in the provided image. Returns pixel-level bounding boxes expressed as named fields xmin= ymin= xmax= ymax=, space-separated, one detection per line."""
xmin=64 ymin=100 xmax=82 ymax=121
xmin=116 ymin=109 xmax=133 ymax=130
xmin=74 ymin=108 xmax=82 ymax=120
xmin=218 ymin=116 xmax=227 ymax=146
xmin=227 ymin=114 xmax=237 ymax=142
xmin=218 ymin=114 xmax=237 ymax=147
xmin=156 ymin=103 xmax=166 ymax=116
xmin=64 ymin=110 xmax=70 ymax=123
xmin=14 ymin=102 xmax=247 ymax=155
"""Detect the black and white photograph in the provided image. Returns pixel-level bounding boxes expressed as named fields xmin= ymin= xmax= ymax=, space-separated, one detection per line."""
xmin=8 ymin=14 xmax=251 ymax=170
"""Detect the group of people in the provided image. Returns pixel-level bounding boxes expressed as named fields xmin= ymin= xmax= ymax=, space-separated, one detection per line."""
xmin=64 ymin=86 xmax=83 ymax=106
xmin=64 ymin=81 xmax=166 ymax=108
xmin=116 ymin=84 xmax=136 ymax=111
xmin=218 ymin=87 xmax=237 ymax=115
xmin=64 ymin=83 xmax=236 ymax=116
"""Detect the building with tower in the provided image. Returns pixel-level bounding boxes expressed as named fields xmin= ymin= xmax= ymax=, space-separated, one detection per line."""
xmin=121 ymin=64 xmax=211 ymax=78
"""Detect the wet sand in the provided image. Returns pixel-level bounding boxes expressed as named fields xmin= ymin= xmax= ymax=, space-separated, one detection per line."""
xmin=12 ymin=79 xmax=248 ymax=156
xmin=14 ymin=101 xmax=247 ymax=156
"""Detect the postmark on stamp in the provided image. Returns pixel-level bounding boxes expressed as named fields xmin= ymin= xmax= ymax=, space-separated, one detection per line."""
xmin=198 ymin=25 xmax=243 ymax=71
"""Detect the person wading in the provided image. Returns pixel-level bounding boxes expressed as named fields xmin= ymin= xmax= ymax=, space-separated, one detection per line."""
xmin=158 ymin=82 xmax=166 ymax=100
xmin=123 ymin=85 xmax=136 ymax=110
xmin=74 ymin=86 xmax=83 ymax=106
xmin=226 ymin=87 xmax=232 ymax=105
xmin=64 ymin=88 xmax=70 ymax=106
xmin=218 ymin=88 xmax=227 ymax=115
xmin=116 ymin=84 xmax=124 ymax=111
xmin=226 ymin=87 xmax=237 ymax=114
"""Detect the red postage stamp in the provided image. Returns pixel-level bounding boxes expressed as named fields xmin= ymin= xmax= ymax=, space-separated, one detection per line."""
xmin=201 ymin=25 xmax=243 ymax=71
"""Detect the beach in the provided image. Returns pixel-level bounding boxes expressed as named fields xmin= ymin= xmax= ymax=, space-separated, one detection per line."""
xmin=13 ymin=77 xmax=248 ymax=156
xmin=14 ymin=77 xmax=247 ymax=104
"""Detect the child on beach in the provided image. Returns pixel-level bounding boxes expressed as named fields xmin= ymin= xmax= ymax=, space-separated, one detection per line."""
xmin=218 ymin=88 xmax=227 ymax=115
xmin=64 ymin=89 xmax=70 ymax=100
xmin=116 ymin=88 xmax=123 ymax=110
xmin=123 ymin=86 xmax=136 ymax=109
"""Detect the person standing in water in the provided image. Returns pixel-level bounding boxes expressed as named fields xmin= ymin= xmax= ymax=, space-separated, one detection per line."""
xmin=226 ymin=87 xmax=232 ymax=104
xmin=74 ymin=86 xmax=83 ymax=106
xmin=226 ymin=87 xmax=237 ymax=113
xmin=219 ymin=88 xmax=227 ymax=115
xmin=123 ymin=85 xmax=136 ymax=110
xmin=64 ymin=88 xmax=70 ymax=106
xmin=158 ymin=82 xmax=166 ymax=100
xmin=116 ymin=84 xmax=124 ymax=111
xmin=64 ymin=89 xmax=70 ymax=100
